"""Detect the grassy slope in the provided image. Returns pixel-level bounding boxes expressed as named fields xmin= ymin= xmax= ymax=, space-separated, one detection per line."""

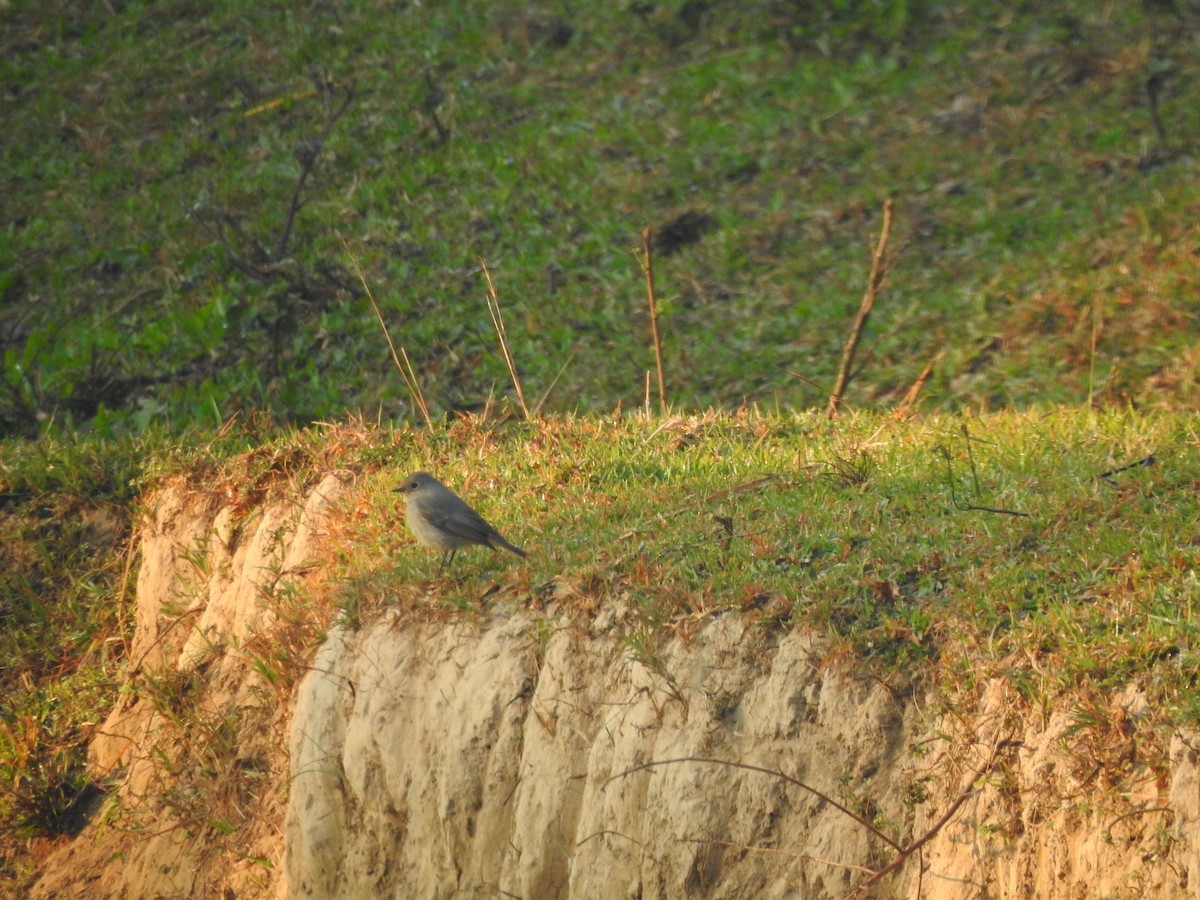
xmin=3 ymin=1 xmax=1199 ymax=433
xmin=2 ymin=0 xmax=1200 ymax=889
xmin=6 ymin=409 xmax=1197 ymax=888
xmin=333 ymin=411 xmax=1199 ymax=711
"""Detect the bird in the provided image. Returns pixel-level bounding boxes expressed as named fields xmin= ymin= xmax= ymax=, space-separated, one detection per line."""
xmin=394 ymin=471 xmax=527 ymax=573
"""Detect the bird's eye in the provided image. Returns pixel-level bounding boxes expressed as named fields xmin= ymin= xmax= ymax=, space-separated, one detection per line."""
xmin=409 ymin=480 xmax=419 ymax=490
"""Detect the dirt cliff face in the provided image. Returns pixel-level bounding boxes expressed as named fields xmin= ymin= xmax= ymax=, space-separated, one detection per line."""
xmin=28 ymin=477 xmax=1200 ymax=898
xmin=286 ymin=611 xmax=911 ymax=898
xmin=283 ymin=613 xmax=1197 ymax=900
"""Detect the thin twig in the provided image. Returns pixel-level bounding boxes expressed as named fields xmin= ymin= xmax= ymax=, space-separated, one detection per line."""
xmin=1097 ymin=454 xmax=1156 ymax=484
xmin=277 ymin=81 xmax=354 ymax=260
xmin=480 ymin=259 xmax=530 ymax=420
xmin=681 ymin=837 xmax=876 ymax=875
xmin=242 ymin=80 xmax=351 ymax=119
xmin=937 ymin=446 xmax=1031 ymax=518
xmin=847 ymin=736 xmax=1020 ymax=897
xmin=338 ymin=234 xmax=432 ymax=428
xmin=1087 ymin=293 xmax=1101 ymax=408
xmin=576 ymin=828 xmax=646 ymax=849
xmin=828 ymin=199 xmax=895 ymax=418
xmin=962 ymin=423 xmax=982 ymax=496
xmin=1146 ymin=68 xmax=1169 ymax=147
xmin=893 ymin=353 xmax=938 ymax=420
xmin=604 ymin=756 xmax=902 ymax=852
xmin=1103 ymin=804 xmax=1174 ymax=841
xmin=218 ymin=210 xmax=271 ymax=268
xmin=641 ymin=227 xmax=668 ymax=414
xmin=113 ymin=526 xmax=143 ymax=665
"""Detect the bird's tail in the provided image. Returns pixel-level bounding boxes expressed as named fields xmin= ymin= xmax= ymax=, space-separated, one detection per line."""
xmin=489 ymin=533 xmax=528 ymax=559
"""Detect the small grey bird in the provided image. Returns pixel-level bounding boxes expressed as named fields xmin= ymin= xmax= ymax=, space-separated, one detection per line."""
xmin=394 ymin=471 xmax=527 ymax=572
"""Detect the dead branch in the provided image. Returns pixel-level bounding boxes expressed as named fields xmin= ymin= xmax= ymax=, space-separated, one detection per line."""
xmin=604 ymin=756 xmax=902 ymax=852
xmin=193 ymin=78 xmax=355 ymax=288
xmin=340 ymin=234 xmax=432 ymax=427
xmin=684 ymin=836 xmax=877 ymax=875
xmin=277 ymin=79 xmax=355 ymax=259
xmin=893 ymin=353 xmax=938 ymax=420
xmin=601 ymin=737 xmax=1019 ymax=897
xmin=827 ymin=199 xmax=894 ymax=418
xmin=641 ymin=227 xmax=668 ymax=414
xmin=846 ymin=735 xmax=1019 ymax=897
xmin=937 ymin=445 xmax=1031 ymax=518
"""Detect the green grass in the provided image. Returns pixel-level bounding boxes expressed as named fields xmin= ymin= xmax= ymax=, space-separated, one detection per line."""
xmin=4 ymin=1 xmax=1199 ymax=436
xmin=320 ymin=409 xmax=1199 ymax=708
xmin=0 ymin=433 xmax=142 ymax=874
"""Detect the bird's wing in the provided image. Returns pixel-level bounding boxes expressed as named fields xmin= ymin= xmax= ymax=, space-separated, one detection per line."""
xmin=432 ymin=507 xmax=496 ymax=544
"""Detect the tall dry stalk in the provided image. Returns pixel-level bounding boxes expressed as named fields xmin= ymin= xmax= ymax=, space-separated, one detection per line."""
xmin=827 ymin=199 xmax=895 ymax=418
xmin=339 ymin=234 xmax=432 ymax=428
xmin=641 ymin=227 xmax=668 ymax=415
xmin=480 ymin=259 xmax=530 ymax=420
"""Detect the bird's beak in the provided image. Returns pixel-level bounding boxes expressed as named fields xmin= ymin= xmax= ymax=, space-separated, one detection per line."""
xmin=392 ymin=486 xmax=404 ymax=493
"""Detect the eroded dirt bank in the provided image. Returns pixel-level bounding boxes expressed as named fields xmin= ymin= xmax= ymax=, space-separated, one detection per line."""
xmin=29 ymin=477 xmax=1200 ymax=899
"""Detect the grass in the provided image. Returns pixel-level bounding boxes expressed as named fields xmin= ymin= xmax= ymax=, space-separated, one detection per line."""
xmin=0 ymin=434 xmax=141 ymax=874
xmin=310 ymin=409 xmax=1199 ymax=706
xmin=4 ymin=2 xmax=1200 ymax=435
xmin=3 ymin=0 xmax=1200 ymax=891
xmin=2 ymin=408 xmax=1197 ymax=888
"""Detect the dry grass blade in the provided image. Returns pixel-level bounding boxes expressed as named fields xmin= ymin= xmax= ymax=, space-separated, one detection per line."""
xmin=480 ymin=258 xmax=530 ymax=420
xmin=338 ymin=234 xmax=432 ymax=428
xmin=533 ymin=349 xmax=576 ymax=417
